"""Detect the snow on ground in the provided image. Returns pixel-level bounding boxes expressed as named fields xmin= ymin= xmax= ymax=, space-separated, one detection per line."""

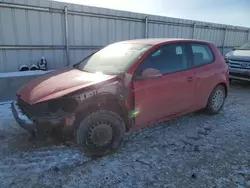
xmin=0 ymin=82 xmax=250 ymax=188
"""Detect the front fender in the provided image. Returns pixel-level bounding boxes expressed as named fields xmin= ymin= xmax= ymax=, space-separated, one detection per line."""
xmin=72 ymin=82 xmax=132 ymax=130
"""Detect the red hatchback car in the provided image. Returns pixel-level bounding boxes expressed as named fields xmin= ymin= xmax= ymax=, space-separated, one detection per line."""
xmin=12 ymin=38 xmax=229 ymax=156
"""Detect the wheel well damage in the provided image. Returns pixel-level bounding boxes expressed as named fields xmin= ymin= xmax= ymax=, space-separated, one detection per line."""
xmin=75 ymin=95 xmax=131 ymax=131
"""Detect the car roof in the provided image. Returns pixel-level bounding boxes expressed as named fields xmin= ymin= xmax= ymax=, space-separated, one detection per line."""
xmin=118 ymin=38 xmax=210 ymax=46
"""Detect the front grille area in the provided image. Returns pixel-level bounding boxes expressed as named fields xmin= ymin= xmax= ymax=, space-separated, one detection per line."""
xmin=228 ymin=60 xmax=250 ymax=69
xmin=230 ymin=72 xmax=250 ymax=79
xmin=16 ymin=97 xmax=79 ymax=118
xmin=17 ymin=98 xmax=48 ymax=117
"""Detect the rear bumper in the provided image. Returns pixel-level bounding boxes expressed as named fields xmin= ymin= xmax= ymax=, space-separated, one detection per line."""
xmin=11 ymin=101 xmax=35 ymax=132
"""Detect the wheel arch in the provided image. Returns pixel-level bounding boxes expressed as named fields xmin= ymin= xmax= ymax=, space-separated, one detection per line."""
xmin=74 ymin=93 xmax=131 ymax=131
xmin=203 ymin=81 xmax=228 ymax=110
xmin=216 ymin=82 xmax=228 ymax=98
xmin=205 ymin=82 xmax=227 ymax=114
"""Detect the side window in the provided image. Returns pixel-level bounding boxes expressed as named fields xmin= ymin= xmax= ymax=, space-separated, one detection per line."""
xmin=191 ymin=44 xmax=214 ymax=67
xmin=136 ymin=43 xmax=188 ymax=75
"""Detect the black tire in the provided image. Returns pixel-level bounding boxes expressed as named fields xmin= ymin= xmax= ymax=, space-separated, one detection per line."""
xmin=76 ymin=110 xmax=125 ymax=157
xmin=205 ymin=85 xmax=226 ymax=114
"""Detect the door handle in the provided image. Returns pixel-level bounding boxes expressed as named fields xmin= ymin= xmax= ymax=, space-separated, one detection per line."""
xmin=187 ymin=76 xmax=193 ymax=82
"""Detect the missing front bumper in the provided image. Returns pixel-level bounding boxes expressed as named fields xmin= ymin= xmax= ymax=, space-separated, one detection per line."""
xmin=11 ymin=101 xmax=35 ymax=132
xmin=11 ymin=101 xmax=76 ymax=135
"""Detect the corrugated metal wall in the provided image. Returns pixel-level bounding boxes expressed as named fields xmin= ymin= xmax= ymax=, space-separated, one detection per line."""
xmin=0 ymin=0 xmax=249 ymax=73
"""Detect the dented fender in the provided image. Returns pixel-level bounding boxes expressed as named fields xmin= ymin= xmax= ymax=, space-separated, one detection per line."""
xmin=71 ymin=78 xmax=133 ymax=130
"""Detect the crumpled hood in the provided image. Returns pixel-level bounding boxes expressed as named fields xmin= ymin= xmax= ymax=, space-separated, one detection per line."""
xmin=225 ymin=50 xmax=250 ymax=61
xmin=17 ymin=68 xmax=116 ymax=105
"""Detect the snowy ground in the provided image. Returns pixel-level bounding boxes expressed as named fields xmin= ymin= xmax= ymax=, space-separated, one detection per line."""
xmin=0 ymin=82 xmax=250 ymax=188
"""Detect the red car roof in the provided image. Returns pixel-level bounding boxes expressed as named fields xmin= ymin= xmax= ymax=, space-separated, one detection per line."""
xmin=119 ymin=38 xmax=210 ymax=46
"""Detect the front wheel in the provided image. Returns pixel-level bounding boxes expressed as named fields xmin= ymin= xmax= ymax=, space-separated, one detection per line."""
xmin=76 ymin=110 xmax=125 ymax=157
xmin=205 ymin=85 xmax=226 ymax=114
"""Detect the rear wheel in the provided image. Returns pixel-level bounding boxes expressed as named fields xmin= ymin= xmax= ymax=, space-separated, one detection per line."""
xmin=76 ymin=110 xmax=125 ymax=157
xmin=205 ymin=85 xmax=226 ymax=114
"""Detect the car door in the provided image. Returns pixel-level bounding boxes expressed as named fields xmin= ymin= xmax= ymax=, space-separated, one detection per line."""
xmin=133 ymin=43 xmax=196 ymax=128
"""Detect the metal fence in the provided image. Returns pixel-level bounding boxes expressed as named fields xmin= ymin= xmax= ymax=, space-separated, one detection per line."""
xmin=0 ymin=0 xmax=250 ymax=73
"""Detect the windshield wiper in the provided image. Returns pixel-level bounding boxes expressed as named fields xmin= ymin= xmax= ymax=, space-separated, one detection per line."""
xmin=73 ymin=51 xmax=99 ymax=68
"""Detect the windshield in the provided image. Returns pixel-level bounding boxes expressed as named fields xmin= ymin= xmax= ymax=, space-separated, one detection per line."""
xmin=75 ymin=43 xmax=151 ymax=74
xmin=239 ymin=42 xmax=250 ymax=50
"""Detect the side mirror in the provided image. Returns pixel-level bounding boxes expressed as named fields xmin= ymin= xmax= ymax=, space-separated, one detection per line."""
xmin=141 ymin=68 xmax=163 ymax=79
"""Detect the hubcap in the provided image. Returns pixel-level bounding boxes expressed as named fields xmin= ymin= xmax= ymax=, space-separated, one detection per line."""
xmin=211 ymin=89 xmax=224 ymax=111
xmin=88 ymin=121 xmax=113 ymax=147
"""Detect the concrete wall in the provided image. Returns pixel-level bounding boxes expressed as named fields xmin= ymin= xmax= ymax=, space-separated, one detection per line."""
xmin=0 ymin=0 xmax=249 ymax=73
xmin=0 ymin=71 xmax=52 ymax=102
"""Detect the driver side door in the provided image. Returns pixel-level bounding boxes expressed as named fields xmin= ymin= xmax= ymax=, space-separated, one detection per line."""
xmin=133 ymin=43 xmax=196 ymax=128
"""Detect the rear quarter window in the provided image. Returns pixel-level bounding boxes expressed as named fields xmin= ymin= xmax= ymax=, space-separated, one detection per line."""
xmin=191 ymin=43 xmax=214 ymax=67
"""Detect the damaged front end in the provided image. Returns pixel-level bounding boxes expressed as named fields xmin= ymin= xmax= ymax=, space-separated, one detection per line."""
xmin=12 ymin=72 xmax=133 ymax=137
xmin=12 ymin=96 xmax=79 ymax=136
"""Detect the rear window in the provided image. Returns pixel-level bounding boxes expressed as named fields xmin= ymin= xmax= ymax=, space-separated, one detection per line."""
xmin=191 ymin=44 xmax=214 ymax=67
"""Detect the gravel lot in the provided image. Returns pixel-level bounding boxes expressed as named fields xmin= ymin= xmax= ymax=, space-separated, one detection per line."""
xmin=0 ymin=82 xmax=250 ymax=188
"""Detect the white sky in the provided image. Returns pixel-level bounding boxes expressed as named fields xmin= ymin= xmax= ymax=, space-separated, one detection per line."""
xmin=54 ymin=0 xmax=250 ymax=27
